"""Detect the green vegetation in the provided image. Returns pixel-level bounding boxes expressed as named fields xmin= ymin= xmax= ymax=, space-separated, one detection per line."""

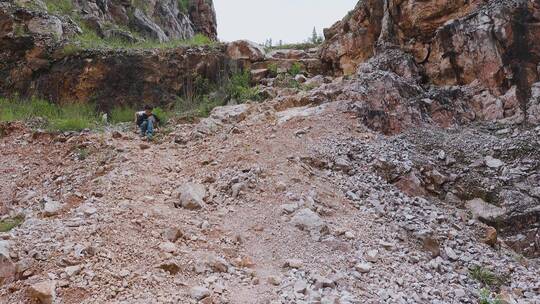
xmin=226 ymin=70 xmax=260 ymax=102
xmin=63 ymin=24 xmax=215 ymax=55
xmin=0 ymin=98 xmax=99 ymax=132
xmin=0 ymin=69 xmax=259 ymax=133
xmin=110 ymin=106 xmax=135 ymax=123
xmin=44 ymin=0 xmax=74 ymax=15
xmin=288 ymin=62 xmax=303 ymax=76
xmin=469 ymin=266 xmax=508 ymax=288
xmin=0 ymin=215 xmax=24 ymax=232
xmin=178 ymin=0 xmax=190 ymax=13
xmin=267 ymin=63 xmax=278 ymax=78
xmin=479 ymin=289 xmax=504 ymax=304
xmin=76 ymin=148 xmax=89 ymax=160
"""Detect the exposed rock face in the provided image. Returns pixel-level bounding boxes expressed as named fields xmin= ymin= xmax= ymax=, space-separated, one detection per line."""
xmin=11 ymin=0 xmax=218 ymax=41
xmin=226 ymin=40 xmax=266 ymax=62
xmin=320 ymin=0 xmax=540 ymax=126
xmin=0 ymin=2 xmax=230 ymax=109
xmin=188 ymin=0 xmax=218 ymax=40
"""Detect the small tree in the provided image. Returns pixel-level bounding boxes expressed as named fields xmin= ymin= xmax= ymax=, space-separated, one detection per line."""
xmin=309 ymin=27 xmax=323 ymax=44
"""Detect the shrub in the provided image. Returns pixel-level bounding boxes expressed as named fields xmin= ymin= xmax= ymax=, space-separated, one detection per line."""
xmin=178 ymin=0 xmax=190 ymax=12
xmin=469 ymin=266 xmax=508 ymax=288
xmin=0 ymin=215 xmax=24 ymax=232
xmin=152 ymin=107 xmax=171 ymax=125
xmin=226 ymin=70 xmax=260 ymax=102
xmin=267 ymin=63 xmax=278 ymax=77
xmin=288 ymin=62 xmax=303 ymax=76
xmin=479 ymin=289 xmax=504 ymax=304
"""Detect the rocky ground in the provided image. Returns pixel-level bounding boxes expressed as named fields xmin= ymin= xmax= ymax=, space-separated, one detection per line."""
xmin=1 ymin=0 xmax=540 ymax=303
xmin=1 ymin=93 xmax=539 ymax=303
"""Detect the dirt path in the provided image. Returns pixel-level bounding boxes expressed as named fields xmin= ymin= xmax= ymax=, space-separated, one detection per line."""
xmin=1 ymin=102 xmax=539 ymax=304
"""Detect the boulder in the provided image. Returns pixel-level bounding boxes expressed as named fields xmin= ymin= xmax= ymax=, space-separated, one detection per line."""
xmin=226 ymin=40 xmax=266 ymax=61
xmin=291 ymin=208 xmax=328 ymax=240
xmin=466 ymin=198 xmax=506 ymax=222
xmin=28 ymin=281 xmax=56 ymax=304
xmin=27 ymin=16 xmax=63 ymax=39
xmin=176 ymin=183 xmax=206 ymax=210
xmin=43 ymin=198 xmax=62 ymax=217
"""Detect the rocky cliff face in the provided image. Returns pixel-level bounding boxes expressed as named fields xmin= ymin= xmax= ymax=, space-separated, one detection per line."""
xmin=320 ymin=0 xmax=540 ymax=129
xmin=0 ymin=1 xmax=225 ymax=108
xmin=8 ymin=0 xmax=217 ymax=42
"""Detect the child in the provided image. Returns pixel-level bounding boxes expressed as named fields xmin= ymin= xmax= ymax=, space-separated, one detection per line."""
xmin=136 ymin=105 xmax=160 ymax=140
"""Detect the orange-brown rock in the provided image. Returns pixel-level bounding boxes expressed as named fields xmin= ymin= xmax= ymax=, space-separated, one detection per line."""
xmin=484 ymin=226 xmax=498 ymax=247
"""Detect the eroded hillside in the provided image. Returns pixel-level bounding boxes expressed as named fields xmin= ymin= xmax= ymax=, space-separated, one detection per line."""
xmin=1 ymin=0 xmax=539 ymax=304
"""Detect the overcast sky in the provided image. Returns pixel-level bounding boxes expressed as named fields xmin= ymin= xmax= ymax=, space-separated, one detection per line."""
xmin=213 ymin=0 xmax=358 ymax=44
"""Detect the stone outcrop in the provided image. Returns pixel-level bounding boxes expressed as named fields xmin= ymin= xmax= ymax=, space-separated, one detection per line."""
xmin=10 ymin=0 xmax=218 ymax=42
xmin=320 ymin=0 xmax=540 ymax=126
xmin=0 ymin=2 xmax=230 ymax=109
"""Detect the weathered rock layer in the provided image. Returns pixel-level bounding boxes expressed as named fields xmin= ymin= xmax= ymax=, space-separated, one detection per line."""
xmin=0 ymin=2 xmax=227 ymax=109
xmin=320 ymin=0 xmax=540 ymax=127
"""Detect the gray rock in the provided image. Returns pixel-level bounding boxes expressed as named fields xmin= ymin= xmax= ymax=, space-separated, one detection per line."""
xmin=176 ymin=183 xmax=206 ymax=210
xmin=159 ymin=242 xmax=177 ymax=253
xmin=444 ymin=246 xmax=458 ymax=261
xmin=27 ymin=15 xmax=63 ymax=39
xmin=291 ymin=209 xmax=328 ymax=240
xmin=281 ymin=203 xmax=298 ymax=214
xmin=484 ymin=156 xmax=504 ymax=169
xmin=132 ymin=9 xmax=168 ymax=42
xmin=65 ymin=265 xmax=81 ymax=278
xmin=466 ymin=198 xmax=505 ymax=222
xmin=190 ymin=286 xmax=210 ymax=300
xmin=365 ymin=250 xmax=379 ymax=263
xmin=355 ymin=263 xmax=372 ymax=273
xmin=43 ymin=198 xmax=62 ymax=217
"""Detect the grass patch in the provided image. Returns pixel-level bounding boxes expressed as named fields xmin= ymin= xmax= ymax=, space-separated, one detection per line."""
xmin=0 ymin=97 xmax=100 ymax=132
xmin=63 ymin=26 xmax=215 ymax=55
xmin=469 ymin=266 xmax=508 ymax=288
xmin=0 ymin=215 xmax=24 ymax=232
xmin=288 ymin=62 xmax=303 ymax=76
xmin=110 ymin=106 xmax=136 ymax=123
xmin=44 ymin=0 xmax=73 ymax=15
xmin=178 ymin=0 xmax=190 ymax=13
xmin=265 ymin=42 xmax=320 ymax=52
xmin=76 ymin=148 xmax=89 ymax=160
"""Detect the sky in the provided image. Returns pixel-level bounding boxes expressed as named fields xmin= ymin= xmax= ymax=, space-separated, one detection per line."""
xmin=213 ymin=0 xmax=358 ymax=44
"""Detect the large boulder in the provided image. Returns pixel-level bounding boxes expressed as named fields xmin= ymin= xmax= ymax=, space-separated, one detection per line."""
xmin=226 ymin=40 xmax=266 ymax=62
xmin=28 ymin=281 xmax=56 ymax=304
xmin=27 ymin=15 xmax=63 ymax=39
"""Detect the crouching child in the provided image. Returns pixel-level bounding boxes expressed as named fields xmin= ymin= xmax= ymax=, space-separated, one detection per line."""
xmin=136 ymin=105 xmax=160 ymax=140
